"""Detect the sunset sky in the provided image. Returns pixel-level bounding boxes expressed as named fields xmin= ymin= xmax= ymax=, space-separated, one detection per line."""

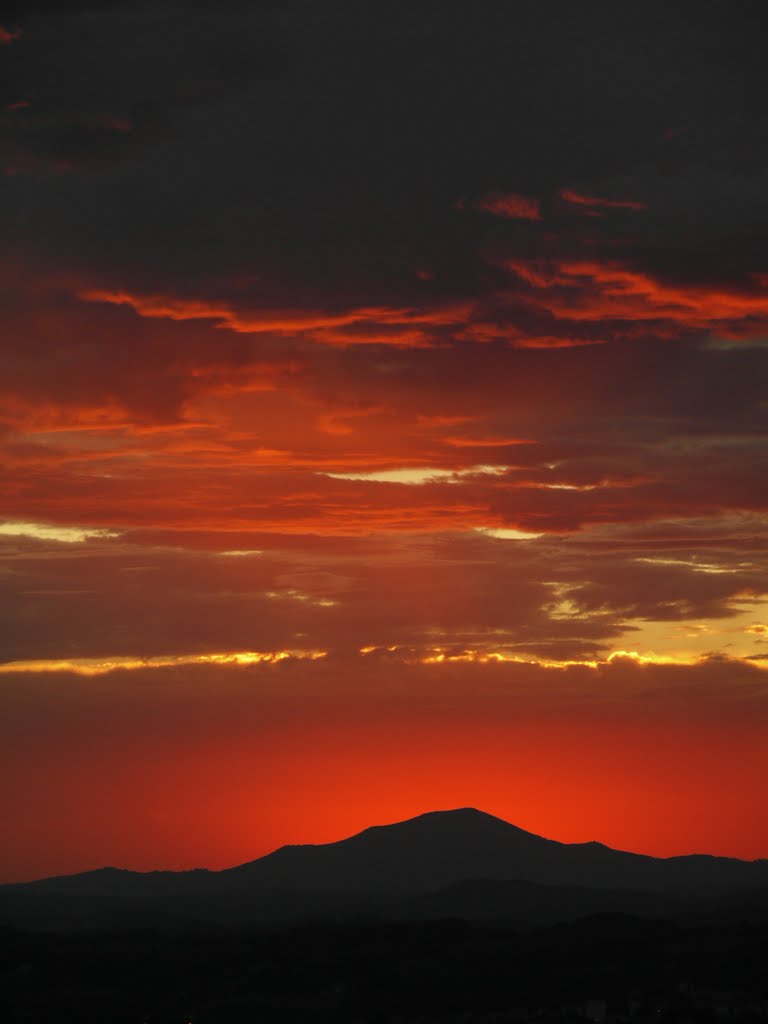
xmin=2 ymin=2 xmax=768 ymax=884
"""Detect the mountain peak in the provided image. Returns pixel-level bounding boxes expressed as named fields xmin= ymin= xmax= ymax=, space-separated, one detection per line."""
xmin=382 ymin=807 xmax=546 ymax=835
xmin=350 ymin=807 xmax=537 ymax=843
xmin=414 ymin=806 xmax=502 ymax=820
xmin=374 ymin=806 xmax=505 ymax=826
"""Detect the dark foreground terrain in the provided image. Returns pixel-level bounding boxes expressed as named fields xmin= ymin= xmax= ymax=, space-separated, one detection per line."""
xmin=3 ymin=914 xmax=768 ymax=1024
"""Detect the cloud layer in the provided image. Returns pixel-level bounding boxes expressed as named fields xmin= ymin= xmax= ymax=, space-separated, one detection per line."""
xmin=1 ymin=1 xmax=767 ymax=879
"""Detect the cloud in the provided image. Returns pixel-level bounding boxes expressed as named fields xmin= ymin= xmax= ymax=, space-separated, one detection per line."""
xmin=444 ymin=435 xmax=533 ymax=448
xmin=0 ymin=649 xmax=326 ymax=676
xmin=77 ymin=289 xmax=472 ymax=345
xmin=2 ymin=0 xmax=768 ymax=880
xmin=506 ymin=258 xmax=768 ymax=330
xmin=559 ymin=187 xmax=646 ymax=212
xmin=473 ymin=192 xmax=542 ymax=221
xmin=0 ymin=520 xmax=119 ymax=543
xmin=475 ymin=526 xmax=543 ymax=541
xmin=322 ymin=465 xmax=509 ymax=485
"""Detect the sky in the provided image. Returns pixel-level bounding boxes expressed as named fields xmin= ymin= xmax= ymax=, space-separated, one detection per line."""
xmin=1 ymin=1 xmax=768 ymax=883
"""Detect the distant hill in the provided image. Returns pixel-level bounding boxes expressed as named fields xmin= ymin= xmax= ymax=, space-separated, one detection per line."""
xmin=2 ymin=808 xmax=767 ymax=930
xmin=224 ymin=807 xmax=768 ymax=893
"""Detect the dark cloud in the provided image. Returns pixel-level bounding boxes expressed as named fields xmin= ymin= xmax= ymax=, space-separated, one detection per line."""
xmin=2 ymin=0 xmax=767 ymax=304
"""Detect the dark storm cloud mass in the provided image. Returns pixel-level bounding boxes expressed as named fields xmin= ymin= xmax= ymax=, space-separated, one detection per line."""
xmin=2 ymin=0 xmax=767 ymax=300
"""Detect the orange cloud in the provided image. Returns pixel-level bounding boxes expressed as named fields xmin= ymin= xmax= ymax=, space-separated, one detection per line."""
xmin=311 ymin=326 xmax=434 ymax=348
xmin=511 ymin=334 xmax=608 ymax=349
xmin=507 ymin=258 xmax=768 ymax=328
xmin=78 ymin=289 xmax=472 ymax=344
xmin=559 ymin=188 xmax=647 ymax=212
xmin=474 ymin=192 xmax=542 ymax=220
xmin=444 ymin=435 xmax=533 ymax=448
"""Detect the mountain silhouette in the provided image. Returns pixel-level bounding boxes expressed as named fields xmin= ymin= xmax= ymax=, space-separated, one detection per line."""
xmin=2 ymin=808 xmax=767 ymax=930
xmin=225 ymin=807 xmax=768 ymax=892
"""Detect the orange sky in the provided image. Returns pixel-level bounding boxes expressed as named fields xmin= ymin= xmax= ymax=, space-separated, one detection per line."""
xmin=1 ymin=3 xmax=768 ymax=882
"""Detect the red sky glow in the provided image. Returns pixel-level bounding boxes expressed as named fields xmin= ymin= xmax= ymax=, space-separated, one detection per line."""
xmin=1 ymin=1 xmax=767 ymax=883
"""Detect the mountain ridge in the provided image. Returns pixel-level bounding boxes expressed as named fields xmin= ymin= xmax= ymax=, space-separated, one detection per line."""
xmin=2 ymin=808 xmax=767 ymax=931
xmin=222 ymin=807 xmax=768 ymax=894
xmin=5 ymin=807 xmax=768 ymax=887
